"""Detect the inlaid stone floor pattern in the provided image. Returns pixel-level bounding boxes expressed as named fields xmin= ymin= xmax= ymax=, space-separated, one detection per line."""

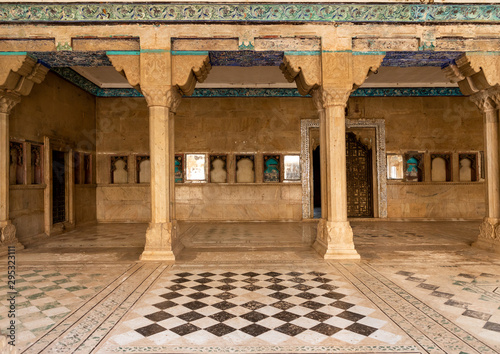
xmin=104 ymin=268 xmax=407 ymax=350
xmin=1 ymin=221 xmax=500 ymax=353
xmin=0 ymin=267 xmax=126 ymax=349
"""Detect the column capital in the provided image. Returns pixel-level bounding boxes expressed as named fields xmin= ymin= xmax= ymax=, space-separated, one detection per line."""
xmin=0 ymin=90 xmax=21 ymax=114
xmin=470 ymin=87 xmax=500 ymax=115
xmin=312 ymin=87 xmax=351 ymax=109
xmin=142 ymin=85 xmax=182 ymax=111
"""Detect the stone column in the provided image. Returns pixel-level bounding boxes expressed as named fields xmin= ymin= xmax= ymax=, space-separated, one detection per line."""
xmin=0 ymin=92 xmax=21 ymax=246
xmin=109 ymin=47 xmax=210 ymax=262
xmin=140 ymin=86 xmax=182 ymax=261
xmin=312 ymin=88 xmax=360 ymax=260
xmin=472 ymin=89 xmax=500 ymax=252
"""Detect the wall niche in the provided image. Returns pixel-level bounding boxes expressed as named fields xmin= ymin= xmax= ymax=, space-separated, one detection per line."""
xmin=111 ymin=156 xmax=128 ymax=184
xmin=31 ymin=144 xmax=43 ymax=185
xmin=175 ymin=154 xmax=184 ymax=183
xmin=263 ymin=155 xmax=280 ymax=182
xmin=136 ymin=155 xmax=150 ymax=184
xmin=431 ymin=153 xmax=451 ymax=182
xmin=459 ymin=153 xmax=478 ymax=182
xmin=404 ymin=153 xmax=424 ymax=182
xmin=236 ymin=155 xmax=255 ymax=183
xmin=84 ymin=153 xmax=92 ymax=184
xmin=210 ymin=155 xmax=227 ymax=183
xmin=9 ymin=141 xmax=24 ymax=185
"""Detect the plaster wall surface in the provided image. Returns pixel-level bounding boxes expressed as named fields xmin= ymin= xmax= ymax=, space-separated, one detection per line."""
xmin=96 ymin=97 xmax=314 ymax=221
xmin=9 ymin=72 xmax=97 ymax=239
xmin=360 ymin=96 xmax=483 ymax=152
xmin=357 ymin=96 xmax=484 ymax=219
xmin=96 ymin=95 xmax=485 ymax=221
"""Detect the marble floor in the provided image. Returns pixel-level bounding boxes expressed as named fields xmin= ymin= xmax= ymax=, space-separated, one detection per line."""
xmin=1 ymin=221 xmax=499 ymax=353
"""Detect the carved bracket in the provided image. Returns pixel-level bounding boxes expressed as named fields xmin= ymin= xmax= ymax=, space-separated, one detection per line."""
xmin=0 ymin=56 xmax=48 ymax=92
xmin=280 ymin=55 xmax=321 ymax=96
xmin=352 ymin=54 xmax=385 ymax=89
xmin=172 ymin=55 xmax=211 ymax=96
xmin=107 ymin=54 xmax=140 ymax=88
xmin=442 ymin=53 xmax=500 ymax=95
xmin=0 ymin=55 xmax=48 ymax=113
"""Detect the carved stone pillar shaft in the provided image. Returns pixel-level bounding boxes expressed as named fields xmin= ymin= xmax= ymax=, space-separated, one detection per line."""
xmin=0 ymin=92 xmax=21 ymax=245
xmin=313 ymin=88 xmax=360 ymax=260
xmin=0 ymin=110 xmax=10 ymax=225
xmin=472 ymin=89 xmax=500 ymax=252
xmin=140 ymin=87 xmax=181 ymax=261
xmin=484 ymin=103 xmax=500 ymax=219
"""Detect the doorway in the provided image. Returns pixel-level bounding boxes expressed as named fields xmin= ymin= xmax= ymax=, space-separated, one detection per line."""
xmin=346 ymin=132 xmax=373 ymax=217
xmin=310 ymin=132 xmax=374 ymax=218
xmin=52 ymin=150 xmax=66 ymax=224
xmin=300 ymin=119 xmax=387 ymax=219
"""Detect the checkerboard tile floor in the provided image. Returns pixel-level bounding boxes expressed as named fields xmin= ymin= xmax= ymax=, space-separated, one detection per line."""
xmin=0 ymin=268 xmax=123 ymax=348
xmin=107 ymin=268 xmax=405 ymax=347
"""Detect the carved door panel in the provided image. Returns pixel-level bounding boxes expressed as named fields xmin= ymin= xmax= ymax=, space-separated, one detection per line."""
xmin=346 ymin=132 xmax=373 ymax=217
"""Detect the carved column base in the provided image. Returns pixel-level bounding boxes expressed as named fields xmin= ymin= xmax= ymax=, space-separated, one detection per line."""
xmin=0 ymin=222 xmax=24 ymax=256
xmin=312 ymin=220 xmax=360 ymax=260
xmin=140 ymin=222 xmax=176 ymax=261
xmin=473 ymin=218 xmax=500 ymax=253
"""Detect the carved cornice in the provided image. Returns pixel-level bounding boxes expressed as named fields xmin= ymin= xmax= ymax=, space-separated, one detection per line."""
xmin=172 ymin=55 xmax=212 ymax=96
xmin=280 ymin=55 xmax=321 ymax=96
xmin=142 ymin=85 xmax=182 ymax=110
xmin=0 ymin=90 xmax=21 ymax=114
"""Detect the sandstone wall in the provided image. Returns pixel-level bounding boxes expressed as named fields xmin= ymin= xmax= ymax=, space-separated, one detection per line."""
xmin=356 ymin=96 xmax=485 ymax=219
xmin=9 ymin=72 xmax=97 ymax=239
xmin=96 ymin=95 xmax=485 ymax=221
xmin=96 ymin=97 xmax=314 ymax=221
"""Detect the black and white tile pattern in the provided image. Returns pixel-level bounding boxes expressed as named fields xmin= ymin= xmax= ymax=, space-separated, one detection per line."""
xmin=112 ymin=270 xmax=401 ymax=346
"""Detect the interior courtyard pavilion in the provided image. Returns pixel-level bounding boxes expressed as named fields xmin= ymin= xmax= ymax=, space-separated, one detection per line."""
xmin=1 ymin=1 xmax=500 ymax=353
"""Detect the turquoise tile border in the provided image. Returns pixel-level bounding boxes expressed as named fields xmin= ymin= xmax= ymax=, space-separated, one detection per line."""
xmin=350 ymin=87 xmax=463 ymax=97
xmin=51 ymin=68 xmax=462 ymax=97
xmin=0 ymin=3 xmax=499 ymax=24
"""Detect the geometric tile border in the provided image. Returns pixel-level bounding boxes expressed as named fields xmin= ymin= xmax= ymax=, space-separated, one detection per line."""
xmin=335 ymin=263 xmax=499 ymax=354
